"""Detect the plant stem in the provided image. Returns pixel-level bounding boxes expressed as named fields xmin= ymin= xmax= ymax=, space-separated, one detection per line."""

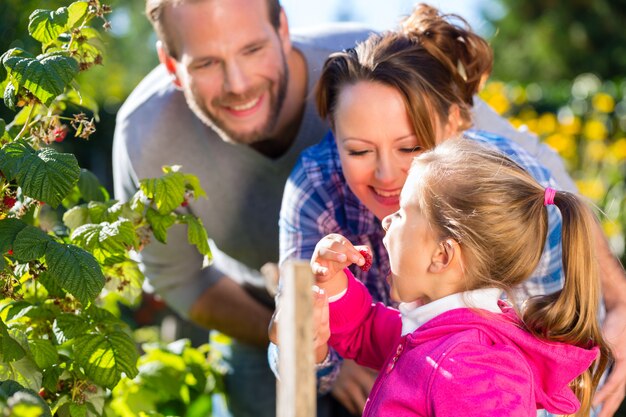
xmin=14 ymin=105 xmax=36 ymax=141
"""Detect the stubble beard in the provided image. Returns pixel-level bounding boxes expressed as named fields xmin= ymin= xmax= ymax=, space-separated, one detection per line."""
xmin=185 ymin=53 xmax=289 ymax=146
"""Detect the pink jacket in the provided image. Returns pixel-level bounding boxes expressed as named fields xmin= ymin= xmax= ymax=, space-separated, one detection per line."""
xmin=328 ymin=270 xmax=599 ymax=417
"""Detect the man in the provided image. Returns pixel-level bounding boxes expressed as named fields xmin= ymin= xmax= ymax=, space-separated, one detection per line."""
xmin=113 ymin=0 xmax=626 ymax=416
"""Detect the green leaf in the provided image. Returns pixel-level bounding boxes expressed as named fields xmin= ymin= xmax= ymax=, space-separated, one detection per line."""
xmin=0 ymin=323 xmax=27 ymax=362
xmin=2 ymin=48 xmax=79 ymax=107
xmin=1 ymin=389 xmax=52 ymax=417
xmin=140 ymin=170 xmax=186 ymax=214
xmin=69 ymin=403 xmax=87 ymax=417
xmin=71 ymin=220 xmax=137 ymax=264
xmin=38 ymin=271 xmax=66 ymax=298
xmin=67 ymin=1 xmax=89 ymax=28
xmin=3 ymin=81 xmax=17 ymax=110
xmin=182 ymin=215 xmax=212 ymax=257
xmin=45 ymin=241 xmax=105 ymax=305
xmin=53 ymin=313 xmax=91 ymax=343
xmin=0 ymin=356 xmax=42 ymax=391
xmin=28 ymin=8 xmax=70 ymax=44
xmin=29 ymin=338 xmax=59 ymax=369
xmin=0 ymin=218 xmax=28 ymax=254
xmin=74 ymin=331 xmax=138 ymax=388
xmin=0 ymin=118 xmax=5 ymax=136
xmin=62 ymin=205 xmax=90 ymax=231
xmin=77 ymin=169 xmax=107 ymax=202
xmin=13 ymin=225 xmax=53 ymax=262
xmin=183 ymin=173 xmax=207 ymax=199
xmin=86 ymin=201 xmax=109 ymax=223
xmin=103 ymin=261 xmax=144 ymax=305
xmin=146 ymin=208 xmax=175 ymax=243
xmin=0 ymin=140 xmax=80 ymax=207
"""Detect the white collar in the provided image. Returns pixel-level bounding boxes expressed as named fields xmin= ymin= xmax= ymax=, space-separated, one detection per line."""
xmin=399 ymin=288 xmax=504 ymax=336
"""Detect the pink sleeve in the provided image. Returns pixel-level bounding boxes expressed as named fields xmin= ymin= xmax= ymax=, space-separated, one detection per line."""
xmin=428 ymin=343 xmax=535 ymax=417
xmin=327 ymin=269 xmax=402 ymax=371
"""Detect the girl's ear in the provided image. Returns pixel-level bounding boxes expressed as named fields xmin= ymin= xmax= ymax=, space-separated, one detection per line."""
xmin=429 ymin=239 xmax=455 ymax=273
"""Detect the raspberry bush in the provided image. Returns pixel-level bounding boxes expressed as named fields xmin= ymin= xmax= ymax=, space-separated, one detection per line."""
xmin=0 ymin=2 xmax=218 ymax=416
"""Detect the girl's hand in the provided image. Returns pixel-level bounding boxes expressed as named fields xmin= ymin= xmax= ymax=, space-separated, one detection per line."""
xmin=311 ymin=234 xmax=369 ymax=283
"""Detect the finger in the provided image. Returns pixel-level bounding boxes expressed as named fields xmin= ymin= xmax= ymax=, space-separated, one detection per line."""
xmin=311 ymin=262 xmax=329 ymax=277
xmin=595 ymin=391 xmax=623 ymax=417
xmin=318 ymin=246 xmax=348 ymax=263
xmin=593 ymin=365 xmax=626 ymax=405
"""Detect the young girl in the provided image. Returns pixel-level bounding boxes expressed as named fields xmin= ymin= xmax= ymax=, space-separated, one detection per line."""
xmin=310 ymin=139 xmax=611 ymax=417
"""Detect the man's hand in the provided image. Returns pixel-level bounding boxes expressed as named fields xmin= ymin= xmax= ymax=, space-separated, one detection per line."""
xmin=331 ymin=359 xmax=377 ymax=415
xmin=594 ymin=302 xmax=626 ymax=417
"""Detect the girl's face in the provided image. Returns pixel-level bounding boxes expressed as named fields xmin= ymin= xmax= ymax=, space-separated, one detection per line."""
xmin=381 ymin=180 xmax=440 ymax=303
xmin=333 ymin=81 xmax=456 ymax=220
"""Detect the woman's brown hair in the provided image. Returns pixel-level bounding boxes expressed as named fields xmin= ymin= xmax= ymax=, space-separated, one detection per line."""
xmin=315 ymin=3 xmax=493 ymax=149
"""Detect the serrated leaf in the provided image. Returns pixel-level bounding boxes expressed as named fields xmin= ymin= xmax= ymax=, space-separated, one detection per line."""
xmin=3 ymin=81 xmax=17 ymax=110
xmin=71 ymin=220 xmax=137 ymax=264
xmin=0 ymin=325 xmax=27 ymax=362
xmin=74 ymin=331 xmax=138 ymax=388
xmin=182 ymin=215 xmax=211 ymax=257
xmin=0 ymin=356 xmax=42 ymax=391
xmin=146 ymin=208 xmax=175 ymax=243
xmin=3 ymin=49 xmax=79 ymax=107
xmin=86 ymin=201 xmax=109 ymax=223
xmin=140 ymin=171 xmax=186 ymax=215
xmin=13 ymin=225 xmax=53 ymax=262
xmin=53 ymin=313 xmax=91 ymax=343
xmin=45 ymin=242 xmax=105 ymax=305
xmin=3 ymin=389 xmax=52 ymax=417
xmin=69 ymin=403 xmax=87 ymax=417
xmin=0 ymin=218 xmax=28 ymax=254
xmin=183 ymin=173 xmax=207 ymax=199
xmin=0 ymin=140 xmax=80 ymax=207
xmin=29 ymin=338 xmax=59 ymax=369
xmin=62 ymin=205 xmax=90 ymax=231
xmin=67 ymin=1 xmax=89 ymax=28
xmin=78 ymin=169 xmax=107 ymax=202
xmin=103 ymin=261 xmax=144 ymax=305
xmin=28 ymin=8 xmax=70 ymax=44
xmin=38 ymin=271 xmax=66 ymax=298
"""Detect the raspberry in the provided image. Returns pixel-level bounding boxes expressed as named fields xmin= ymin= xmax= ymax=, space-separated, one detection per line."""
xmin=358 ymin=249 xmax=372 ymax=272
xmin=52 ymin=126 xmax=68 ymax=142
xmin=3 ymin=196 xmax=16 ymax=208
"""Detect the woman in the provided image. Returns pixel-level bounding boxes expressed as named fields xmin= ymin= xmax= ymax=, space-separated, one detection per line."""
xmin=274 ymin=4 xmax=625 ymax=417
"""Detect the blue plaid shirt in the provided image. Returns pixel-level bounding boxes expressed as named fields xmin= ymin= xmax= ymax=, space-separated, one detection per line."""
xmin=277 ymin=129 xmax=566 ymax=392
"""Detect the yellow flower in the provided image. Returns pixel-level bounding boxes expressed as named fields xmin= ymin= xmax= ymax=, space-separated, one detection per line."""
xmin=544 ymin=133 xmax=577 ymax=161
xmin=536 ymin=113 xmax=557 ymax=135
xmin=486 ymin=92 xmax=510 ymax=115
xmin=519 ymin=108 xmax=538 ymax=122
xmin=560 ymin=116 xmax=581 ymax=135
xmin=583 ymin=119 xmax=608 ymax=141
xmin=585 ymin=141 xmax=607 ymax=162
xmin=609 ymin=138 xmax=626 ymax=162
xmin=576 ymin=178 xmax=606 ymax=202
xmin=602 ymin=220 xmax=621 ymax=238
xmin=592 ymin=93 xmax=615 ymax=113
xmin=511 ymin=85 xmax=527 ymax=106
xmin=509 ymin=117 xmax=524 ymax=129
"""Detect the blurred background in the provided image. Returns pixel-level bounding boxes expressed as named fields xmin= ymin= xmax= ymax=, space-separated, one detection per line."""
xmin=3 ymin=0 xmax=625 ymax=302
xmin=3 ymin=0 xmax=625 ymax=321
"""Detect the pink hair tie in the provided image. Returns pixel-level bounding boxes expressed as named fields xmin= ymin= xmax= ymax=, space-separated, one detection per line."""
xmin=544 ymin=187 xmax=557 ymax=206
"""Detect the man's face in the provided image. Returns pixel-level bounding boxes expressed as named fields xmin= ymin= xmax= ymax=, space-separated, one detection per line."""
xmin=163 ymin=0 xmax=290 ymax=145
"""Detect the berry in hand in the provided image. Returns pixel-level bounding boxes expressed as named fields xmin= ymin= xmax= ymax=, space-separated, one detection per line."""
xmin=358 ymin=249 xmax=372 ymax=272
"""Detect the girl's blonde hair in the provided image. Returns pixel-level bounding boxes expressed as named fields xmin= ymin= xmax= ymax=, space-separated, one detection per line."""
xmin=411 ymin=139 xmax=611 ymax=417
xmin=316 ymin=3 xmax=492 ymax=149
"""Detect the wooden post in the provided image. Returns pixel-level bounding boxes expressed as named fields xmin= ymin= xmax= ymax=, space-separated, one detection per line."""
xmin=277 ymin=260 xmax=316 ymax=417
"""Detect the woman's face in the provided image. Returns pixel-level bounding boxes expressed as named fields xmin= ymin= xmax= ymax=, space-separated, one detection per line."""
xmin=333 ymin=81 xmax=429 ymax=220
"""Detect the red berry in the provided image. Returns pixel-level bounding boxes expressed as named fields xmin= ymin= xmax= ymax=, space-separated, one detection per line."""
xmin=3 ymin=196 xmax=16 ymax=208
xmin=181 ymin=199 xmax=189 ymax=207
xmin=358 ymin=249 xmax=372 ymax=272
xmin=52 ymin=126 xmax=68 ymax=142
xmin=7 ymin=249 xmax=13 ymax=256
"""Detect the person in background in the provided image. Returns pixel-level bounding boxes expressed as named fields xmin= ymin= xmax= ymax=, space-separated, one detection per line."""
xmin=273 ymin=4 xmax=626 ymax=416
xmin=112 ymin=0 xmax=372 ymax=415
xmin=309 ymin=138 xmax=611 ymax=417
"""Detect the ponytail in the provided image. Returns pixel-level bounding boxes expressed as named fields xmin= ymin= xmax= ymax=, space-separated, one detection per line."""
xmin=522 ymin=191 xmax=611 ymax=416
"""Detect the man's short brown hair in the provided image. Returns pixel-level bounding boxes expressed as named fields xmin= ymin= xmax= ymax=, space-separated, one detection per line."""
xmin=146 ymin=0 xmax=282 ymax=59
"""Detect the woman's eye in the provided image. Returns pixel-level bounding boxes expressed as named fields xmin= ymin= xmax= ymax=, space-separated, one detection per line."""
xmin=347 ymin=150 xmax=370 ymax=156
xmin=400 ymin=146 xmax=422 ymax=153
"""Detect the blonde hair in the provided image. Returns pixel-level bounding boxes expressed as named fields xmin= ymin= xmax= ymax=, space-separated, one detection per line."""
xmin=410 ymin=139 xmax=610 ymax=416
xmin=316 ymin=3 xmax=492 ymax=149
